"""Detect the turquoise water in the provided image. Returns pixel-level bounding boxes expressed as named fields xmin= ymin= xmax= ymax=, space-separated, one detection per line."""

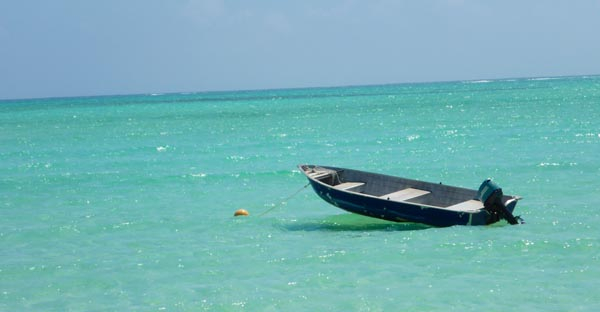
xmin=1 ymin=76 xmax=600 ymax=311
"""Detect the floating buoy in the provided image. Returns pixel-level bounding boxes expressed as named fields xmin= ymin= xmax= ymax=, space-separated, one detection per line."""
xmin=234 ymin=209 xmax=249 ymax=217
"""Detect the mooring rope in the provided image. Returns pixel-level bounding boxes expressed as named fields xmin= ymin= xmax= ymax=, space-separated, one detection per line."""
xmin=257 ymin=183 xmax=310 ymax=217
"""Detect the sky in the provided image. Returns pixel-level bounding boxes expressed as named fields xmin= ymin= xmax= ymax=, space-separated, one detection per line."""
xmin=1 ymin=0 xmax=600 ymax=100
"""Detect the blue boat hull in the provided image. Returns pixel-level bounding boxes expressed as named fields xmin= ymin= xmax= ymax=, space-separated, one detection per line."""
xmin=301 ymin=165 xmax=520 ymax=227
xmin=308 ymin=180 xmax=490 ymax=226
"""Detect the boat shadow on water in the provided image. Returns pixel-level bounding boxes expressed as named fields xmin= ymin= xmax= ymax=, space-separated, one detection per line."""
xmin=279 ymin=213 xmax=432 ymax=232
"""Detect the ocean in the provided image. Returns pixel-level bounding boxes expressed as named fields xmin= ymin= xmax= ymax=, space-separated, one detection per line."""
xmin=1 ymin=76 xmax=599 ymax=311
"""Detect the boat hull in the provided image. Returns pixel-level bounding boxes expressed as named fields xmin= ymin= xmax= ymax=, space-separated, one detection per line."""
xmin=300 ymin=165 xmax=519 ymax=227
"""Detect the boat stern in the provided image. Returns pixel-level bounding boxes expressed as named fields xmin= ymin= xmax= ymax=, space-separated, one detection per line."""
xmin=477 ymin=179 xmax=521 ymax=225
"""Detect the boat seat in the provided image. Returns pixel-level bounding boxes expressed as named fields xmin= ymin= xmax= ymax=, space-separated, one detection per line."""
xmin=308 ymin=171 xmax=331 ymax=180
xmin=380 ymin=188 xmax=430 ymax=202
xmin=333 ymin=182 xmax=365 ymax=192
xmin=445 ymin=200 xmax=484 ymax=212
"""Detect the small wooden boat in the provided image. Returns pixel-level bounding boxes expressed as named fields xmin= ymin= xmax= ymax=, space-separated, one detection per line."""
xmin=299 ymin=165 xmax=521 ymax=227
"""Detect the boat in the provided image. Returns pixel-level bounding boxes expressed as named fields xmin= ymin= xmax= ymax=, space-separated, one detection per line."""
xmin=299 ymin=165 xmax=522 ymax=227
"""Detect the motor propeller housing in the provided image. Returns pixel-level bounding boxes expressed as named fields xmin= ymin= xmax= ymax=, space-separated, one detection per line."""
xmin=477 ymin=179 xmax=519 ymax=225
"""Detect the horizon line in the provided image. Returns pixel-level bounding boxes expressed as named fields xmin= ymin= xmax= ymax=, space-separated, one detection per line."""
xmin=1 ymin=73 xmax=598 ymax=102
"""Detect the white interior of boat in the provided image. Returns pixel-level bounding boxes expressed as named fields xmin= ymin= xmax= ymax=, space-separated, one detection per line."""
xmin=380 ymin=188 xmax=430 ymax=201
xmin=333 ymin=182 xmax=365 ymax=191
xmin=444 ymin=199 xmax=484 ymax=211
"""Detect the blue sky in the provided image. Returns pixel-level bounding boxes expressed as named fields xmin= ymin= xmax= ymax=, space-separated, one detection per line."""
xmin=1 ymin=0 xmax=599 ymax=100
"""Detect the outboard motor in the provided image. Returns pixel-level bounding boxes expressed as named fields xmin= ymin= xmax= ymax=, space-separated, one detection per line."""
xmin=477 ymin=179 xmax=519 ymax=225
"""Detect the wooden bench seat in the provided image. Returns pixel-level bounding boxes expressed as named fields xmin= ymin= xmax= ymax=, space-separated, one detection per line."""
xmin=380 ymin=188 xmax=430 ymax=202
xmin=308 ymin=171 xmax=331 ymax=179
xmin=333 ymin=182 xmax=365 ymax=191
xmin=444 ymin=199 xmax=484 ymax=212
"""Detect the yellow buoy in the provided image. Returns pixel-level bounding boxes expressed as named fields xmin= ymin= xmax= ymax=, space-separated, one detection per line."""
xmin=234 ymin=209 xmax=249 ymax=217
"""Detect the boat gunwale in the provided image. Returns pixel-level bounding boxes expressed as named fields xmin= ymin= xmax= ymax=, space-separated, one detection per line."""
xmin=299 ymin=164 xmax=520 ymax=212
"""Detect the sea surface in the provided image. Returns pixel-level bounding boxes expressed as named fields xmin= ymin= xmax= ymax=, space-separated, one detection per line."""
xmin=1 ymin=76 xmax=600 ymax=311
